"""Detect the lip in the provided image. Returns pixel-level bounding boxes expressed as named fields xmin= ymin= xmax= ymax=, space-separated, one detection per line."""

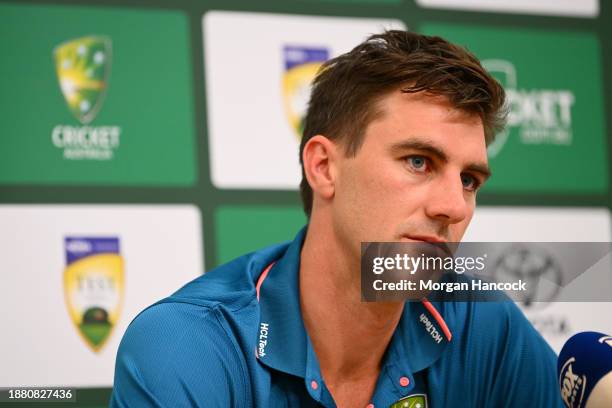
xmin=402 ymin=235 xmax=452 ymax=256
xmin=403 ymin=235 xmax=447 ymax=243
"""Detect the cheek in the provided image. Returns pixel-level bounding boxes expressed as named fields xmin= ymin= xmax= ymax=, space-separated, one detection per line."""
xmin=357 ymin=165 xmax=403 ymax=214
xmin=380 ymin=167 xmax=430 ymax=214
xmin=361 ymin=160 xmax=432 ymax=212
xmin=332 ymin=164 xmax=397 ymax=240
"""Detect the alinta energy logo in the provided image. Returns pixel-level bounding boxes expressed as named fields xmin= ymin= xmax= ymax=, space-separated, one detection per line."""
xmin=63 ymin=237 xmax=124 ymax=352
xmin=482 ymin=59 xmax=575 ymax=158
xmin=281 ymin=45 xmax=329 ymax=139
xmin=52 ymin=36 xmax=121 ymax=160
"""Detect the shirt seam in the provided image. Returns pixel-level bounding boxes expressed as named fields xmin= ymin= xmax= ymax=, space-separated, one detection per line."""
xmin=152 ymin=292 xmax=258 ymax=314
xmin=213 ymin=304 xmax=253 ymax=406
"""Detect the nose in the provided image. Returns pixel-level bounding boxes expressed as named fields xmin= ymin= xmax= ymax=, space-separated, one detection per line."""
xmin=424 ymin=171 xmax=470 ymax=225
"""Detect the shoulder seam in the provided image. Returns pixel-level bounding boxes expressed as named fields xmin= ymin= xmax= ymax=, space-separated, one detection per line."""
xmin=212 ymin=305 xmax=253 ymax=406
xmin=156 ymin=293 xmax=258 ymax=313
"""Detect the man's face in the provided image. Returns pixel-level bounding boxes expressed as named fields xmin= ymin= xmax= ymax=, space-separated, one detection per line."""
xmin=331 ymin=91 xmax=490 ymax=259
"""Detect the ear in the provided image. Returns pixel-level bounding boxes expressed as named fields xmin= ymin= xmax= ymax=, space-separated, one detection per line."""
xmin=302 ymin=135 xmax=338 ymax=202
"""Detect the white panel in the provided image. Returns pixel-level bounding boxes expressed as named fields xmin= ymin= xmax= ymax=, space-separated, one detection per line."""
xmin=464 ymin=206 xmax=611 ymax=352
xmin=465 ymin=207 xmax=611 ymax=242
xmin=204 ymin=11 xmax=405 ymax=189
xmin=0 ymin=205 xmax=204 ymax=387
xmin=416 ymin=0 xmax=599 ymax=18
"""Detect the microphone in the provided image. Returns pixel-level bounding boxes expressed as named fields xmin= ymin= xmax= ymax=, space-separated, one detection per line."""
xmin=558 ymin=331 xmax=612 ymax=408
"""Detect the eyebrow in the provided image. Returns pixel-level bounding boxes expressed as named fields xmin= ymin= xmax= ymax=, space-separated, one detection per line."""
xmin=389 ymin=139 xmax=492 ymax=180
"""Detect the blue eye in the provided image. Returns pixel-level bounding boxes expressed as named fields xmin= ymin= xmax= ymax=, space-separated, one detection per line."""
xmin=407 ymin=156 xmax=427 ymax=171
xmin=461 ymin=174 xmax=478 ymax=191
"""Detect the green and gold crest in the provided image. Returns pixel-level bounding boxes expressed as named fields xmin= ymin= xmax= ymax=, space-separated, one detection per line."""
xmin=53 ymin=36 xmax=112 ymax=124
xmin=481 ymin=59 xmax=514 ymax=158
xmin=63 ymin=237 xmax=124 ymax=352
xmin=390 ymin=394 xmax=428 ymax=408
xmin=281 ymin=45 xmax=329 ymax=138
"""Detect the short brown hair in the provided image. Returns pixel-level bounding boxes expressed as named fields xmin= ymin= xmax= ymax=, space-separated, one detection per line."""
xmin=299 ymin=30 xmax=506 ymax=217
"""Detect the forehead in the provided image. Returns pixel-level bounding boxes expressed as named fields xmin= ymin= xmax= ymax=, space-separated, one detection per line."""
xmin=360 ymin=91 xmax=487 ymax=162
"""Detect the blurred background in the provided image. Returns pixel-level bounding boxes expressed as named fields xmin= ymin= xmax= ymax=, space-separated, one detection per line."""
xmin=0 ymin=0 xmax=610 ymax=406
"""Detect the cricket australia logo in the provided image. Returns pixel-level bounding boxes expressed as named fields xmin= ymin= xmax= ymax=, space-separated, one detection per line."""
xmin=54 ymin=36 xmax=111 ymax=124
xmin=390 ymin=393 xmax=428 ymax=408
xmin=52 ymin=36 xmax=121 ymax=160
xmin=483 ymin=59 xmax=575 ymax=158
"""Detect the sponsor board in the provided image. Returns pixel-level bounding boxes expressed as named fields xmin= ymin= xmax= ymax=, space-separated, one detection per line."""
xmin=464 ymin=207 xmax=611 ymax=352
xmin=204 ymin=11 xmax=404 ymax=189
xmin=421 ymin=23 xmax=607 ymax=194
xmin=0 ymin=205 xmax=203 ymax=387
xmin=416 ymin=0 xmax=599 ymax=18
xmin=215 ymin=205 xmax=306 ymax=265
xmin=0 ymin=4 xmax=195 ymax=185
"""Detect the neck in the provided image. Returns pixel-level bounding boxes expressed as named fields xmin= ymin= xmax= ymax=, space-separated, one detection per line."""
xmin=299 ymin=215 xmax=404 ymax=382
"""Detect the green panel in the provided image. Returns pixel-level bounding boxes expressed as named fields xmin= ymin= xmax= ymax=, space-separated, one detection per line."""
xmin=0 ymin=3 xmax=196 ymax=186
xmin=421 ymin=23 xmax=608 ymax=194
xmin=215 ymin=206 xmax=306 ymax=265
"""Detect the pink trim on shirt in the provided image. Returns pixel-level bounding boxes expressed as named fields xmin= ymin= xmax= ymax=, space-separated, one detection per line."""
xmin=256 ymin=263 xmax=275 ymax=301
xmin=421 ymin=299 xmax=452 ymax=342
xmin=256 ymin=262 xmax=452 ymax=343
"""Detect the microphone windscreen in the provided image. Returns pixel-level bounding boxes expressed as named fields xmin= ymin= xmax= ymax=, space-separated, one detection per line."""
xmin=558 ymin=331 xmax=612 ymax=408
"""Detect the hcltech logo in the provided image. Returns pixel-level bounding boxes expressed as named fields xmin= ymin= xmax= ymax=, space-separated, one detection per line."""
xmin=52 ymin=36 xmax=121 ymax=160
xmin=483 ymin=59 xmax=575 ymax=158
xmin=258 ymin=322 xmax=269 ymax=357
xmin=282 ymin=45 xmax=329 ymax=139
xmin=63 ymin=237 xmax=124 ymax=352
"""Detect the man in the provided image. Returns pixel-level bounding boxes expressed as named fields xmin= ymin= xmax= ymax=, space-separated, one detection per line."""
xmin=112 ymin=31 xmax=562 ymax=407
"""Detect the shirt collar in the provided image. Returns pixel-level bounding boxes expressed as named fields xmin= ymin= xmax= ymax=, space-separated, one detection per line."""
xmin=256 ymin=227 xmax=309 ymax=377
xmin=386 ymin=300 xmax=454 ymax=378
xmin=256 ymin=226 xmax=454 ymax=381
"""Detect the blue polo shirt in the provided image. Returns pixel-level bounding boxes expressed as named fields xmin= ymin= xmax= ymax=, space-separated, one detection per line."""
xmin=111 ymin=228 xmax=563 ymax=407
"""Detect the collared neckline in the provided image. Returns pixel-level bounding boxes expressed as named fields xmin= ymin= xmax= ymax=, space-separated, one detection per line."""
xmin=256 ymin=227 xmax=309 ymax=377
xmin=256 ymin=227 xmax=455 ymax=388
